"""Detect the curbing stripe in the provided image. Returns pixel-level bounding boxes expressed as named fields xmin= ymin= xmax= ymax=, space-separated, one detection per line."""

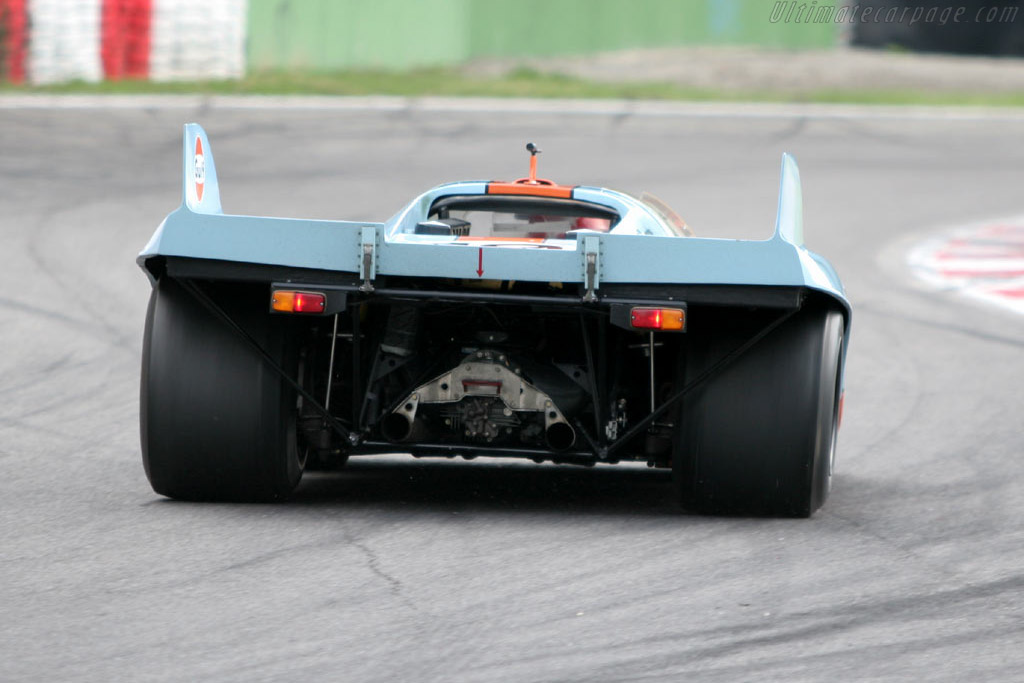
xmin=909 ymin=219 xmax=1024 ymax=316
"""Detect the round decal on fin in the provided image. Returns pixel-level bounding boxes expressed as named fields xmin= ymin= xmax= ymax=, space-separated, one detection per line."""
xmin=194 ymin=137 xmax=205 ymax=203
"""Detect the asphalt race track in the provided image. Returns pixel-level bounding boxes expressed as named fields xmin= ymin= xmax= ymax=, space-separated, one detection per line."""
xmin=1 ymin=100 xmax=1023 ymax=682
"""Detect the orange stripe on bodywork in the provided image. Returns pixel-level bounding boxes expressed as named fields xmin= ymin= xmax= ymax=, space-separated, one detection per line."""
xmin=457 ymin=236 xmax=546 ymax=243
xmin=486 ymin=182 xmax=574 ymax=199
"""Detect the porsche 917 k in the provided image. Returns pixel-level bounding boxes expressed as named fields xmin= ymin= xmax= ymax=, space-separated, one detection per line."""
xmin=139 ymin=124 xmax=850 ymax=517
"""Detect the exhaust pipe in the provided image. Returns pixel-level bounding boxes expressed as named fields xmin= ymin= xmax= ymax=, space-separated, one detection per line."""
xmin=381 ymin=413 xmax=427 ymax=443
xmin=545 ymin=422 xmax=576 ymax=452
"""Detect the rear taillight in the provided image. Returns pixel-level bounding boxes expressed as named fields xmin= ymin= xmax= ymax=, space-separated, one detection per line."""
xmin=271 ymin=290 xmax=326 ymax=314
xmin=630 ymin=307 xmax=685 ymax=331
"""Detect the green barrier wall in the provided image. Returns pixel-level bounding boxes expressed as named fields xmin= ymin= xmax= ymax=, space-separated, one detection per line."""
xmin=248 ymin=0 xmax=839 ymax=71
xmin=247 ymin=0 xmax=467 ymax=70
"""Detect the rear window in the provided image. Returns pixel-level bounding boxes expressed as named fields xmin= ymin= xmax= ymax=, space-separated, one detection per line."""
xmin=423 ymin=195 xmax=619 ymax=239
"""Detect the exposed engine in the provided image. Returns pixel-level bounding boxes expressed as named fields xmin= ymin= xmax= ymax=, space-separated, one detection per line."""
xmin=381 ymin=348 xmax=577 ymax=451
xmin=297 ymin=293 xmax=683 ymax=466
xmin=441 ymin=396 xmax=523 ymax=443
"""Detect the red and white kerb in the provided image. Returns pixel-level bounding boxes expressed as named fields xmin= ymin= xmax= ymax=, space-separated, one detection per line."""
xmin=0 ymin=0 xmax=247 ymax=85
xmin=909 ymin=221 xmax=1024 ymax=315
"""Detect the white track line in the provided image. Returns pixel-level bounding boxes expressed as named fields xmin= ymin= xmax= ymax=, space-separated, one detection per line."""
xmin=4 ymin=94 xmax=1024 ymax=121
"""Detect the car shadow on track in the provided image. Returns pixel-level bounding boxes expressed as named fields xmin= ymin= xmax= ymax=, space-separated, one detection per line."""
xmin=289 ymin=456 xmax=684 ymax=516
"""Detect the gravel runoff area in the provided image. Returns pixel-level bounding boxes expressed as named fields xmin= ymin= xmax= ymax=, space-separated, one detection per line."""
xmin=466 ymin=46 xmax=1024 ymax=94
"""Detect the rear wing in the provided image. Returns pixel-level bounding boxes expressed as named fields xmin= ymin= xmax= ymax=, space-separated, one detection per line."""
xmin=139 ymin=124 xmax=377 ymax=276
xmin=140 ymin=125 xmax=847 ymax=320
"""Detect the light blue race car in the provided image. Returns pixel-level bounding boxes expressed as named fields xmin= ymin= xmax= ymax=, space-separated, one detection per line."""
xmin=139 ymin=124 xmax=850 ymax=516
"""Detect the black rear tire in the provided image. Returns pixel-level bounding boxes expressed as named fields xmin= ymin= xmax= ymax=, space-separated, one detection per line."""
xmin=674 ymin=305 xmax=844 ymax=517
xmin=140 ymin=278 xmax=303 ymax=502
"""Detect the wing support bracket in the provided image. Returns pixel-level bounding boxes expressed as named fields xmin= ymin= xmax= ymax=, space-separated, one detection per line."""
xmin=359 ymin=226 xmax=378 ymax=293
xmin=582 ymin=235 xmax=601 ymax=303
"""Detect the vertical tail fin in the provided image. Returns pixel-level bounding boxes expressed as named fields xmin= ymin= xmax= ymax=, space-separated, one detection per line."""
xmin=182 ymin=123 xmax=222 ymax=214
xmin=773 ymin=153 xmax=803 ymax=246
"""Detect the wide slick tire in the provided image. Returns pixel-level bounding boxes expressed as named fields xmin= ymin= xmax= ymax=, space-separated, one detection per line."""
xmin=140 ymin=277 xmax=303 ymax=502
xmin=675 ymin=305 xmax=844 ymax=517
